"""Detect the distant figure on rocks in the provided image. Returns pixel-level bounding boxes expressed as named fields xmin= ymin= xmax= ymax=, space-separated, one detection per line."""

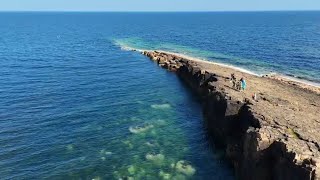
xmin=230 ymin=73 xmax=237 ymax=89
xmin=236 ymin=81 xmax=241 ymax=91
xmin=252 ymin=93 xmax=257 ymax=101
xmin=240 ymin=78 xmax=247 ymax=91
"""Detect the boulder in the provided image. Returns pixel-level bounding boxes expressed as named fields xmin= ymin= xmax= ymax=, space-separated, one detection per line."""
xmin=158 ymin=57 xmax=166 ymax=64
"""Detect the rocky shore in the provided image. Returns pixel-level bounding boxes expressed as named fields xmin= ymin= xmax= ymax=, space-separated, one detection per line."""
xmin=139 ymin=50 xmax=320 ymax=180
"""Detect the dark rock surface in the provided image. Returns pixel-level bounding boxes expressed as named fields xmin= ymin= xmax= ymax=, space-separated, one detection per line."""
xmin=141 ymin=50 xmax=320 ymax=180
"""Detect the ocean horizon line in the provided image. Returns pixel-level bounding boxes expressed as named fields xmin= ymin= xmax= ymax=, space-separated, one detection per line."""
xmin=0 ymin=10 xmax=320 ymax=13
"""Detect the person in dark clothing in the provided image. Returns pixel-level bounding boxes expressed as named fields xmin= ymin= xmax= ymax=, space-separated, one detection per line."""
xmin=231 ymin=73 xmax=236 ymax=89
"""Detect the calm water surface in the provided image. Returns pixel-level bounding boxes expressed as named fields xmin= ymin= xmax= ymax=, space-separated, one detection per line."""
xmin=0 ymin=12 xmax=319 ymax=179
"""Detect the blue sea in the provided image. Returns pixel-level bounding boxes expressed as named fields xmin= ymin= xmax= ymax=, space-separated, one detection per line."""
xmin=0 ymin=12 xmax=319 ymax=179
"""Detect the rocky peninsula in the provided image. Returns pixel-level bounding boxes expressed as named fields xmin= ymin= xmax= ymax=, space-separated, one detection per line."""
xmin=136 ymin=50 xmax=320 ymax=180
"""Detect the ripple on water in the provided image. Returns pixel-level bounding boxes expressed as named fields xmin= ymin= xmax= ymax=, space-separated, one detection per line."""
xmin=129 ymin=123 xmax=154 ymax=134
xmin=151 ymin=104 xmax=172 ymax=110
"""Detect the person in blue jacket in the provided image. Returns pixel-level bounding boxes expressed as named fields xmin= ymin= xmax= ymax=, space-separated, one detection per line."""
xmin=240 ymin=78 xmax=247 ymax=91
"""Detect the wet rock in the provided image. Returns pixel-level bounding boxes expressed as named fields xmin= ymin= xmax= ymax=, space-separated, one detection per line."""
xmin=158 ymin=57 xmax=166 ymax=64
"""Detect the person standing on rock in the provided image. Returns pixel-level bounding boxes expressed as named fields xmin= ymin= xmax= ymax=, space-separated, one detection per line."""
xmin=231 ymin=73 xmax=237 ymax=89
xmin=240 ymin=78 xmax=247 ymax=91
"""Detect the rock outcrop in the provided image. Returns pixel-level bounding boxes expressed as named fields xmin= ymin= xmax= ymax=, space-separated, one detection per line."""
xmin=141 ymin=50 xmax=320 ymax=180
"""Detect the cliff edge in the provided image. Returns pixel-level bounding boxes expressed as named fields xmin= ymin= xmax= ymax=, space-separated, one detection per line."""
xmin=140 ymin=50 xmax=320 ymax=180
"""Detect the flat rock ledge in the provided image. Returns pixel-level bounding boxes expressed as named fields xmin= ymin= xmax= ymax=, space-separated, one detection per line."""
xmin=140 ymin=50 xmax=320 ymax=180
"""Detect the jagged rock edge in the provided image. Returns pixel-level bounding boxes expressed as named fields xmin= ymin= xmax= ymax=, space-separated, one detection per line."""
xmin=141 ymin=50 xmax=319 ymax=180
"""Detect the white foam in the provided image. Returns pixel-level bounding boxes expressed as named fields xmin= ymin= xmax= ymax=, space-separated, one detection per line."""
xmin=151 ymin=104 xmax=171 ymax=110
xmin=120 ymin=46 xmax=134 ymax=51
xmin=115 ymin=42 xmax=146 ymax=53
xmin=273 ymin=74 xmax=320 ymax=88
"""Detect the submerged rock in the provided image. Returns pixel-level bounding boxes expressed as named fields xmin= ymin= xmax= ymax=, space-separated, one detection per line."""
xmin=145 ymin=140 xmax=158 ymax=147
xmin=154 ymin=119 xmax=167 ymax=126
xmin=119 ymin=176 xmax=134 ymax=180
xmin=170 ymin=163 xmax=175 ymax=169
xmin=91 ymin=176 xmax=101 ymax=180
xmin=99 ymin=149 xmax=112 ymax=156
xmin=172 ymin=174 xmax=187 ymax=180
xmin=66 ymin=144 xmax=74 ymax=151
xmin=105 ymin=151 xmax=113 ymax=155
xmin=123 ymin=140 xmax=134 ymax=149
xmin=129 ymin=123 xmax=154 ymax=134
xmin=175 ymin=160 xmax=196 ymax=176
xmin=150 ymin=129 xmax=157 ymax=135
xmin=145 ymin=153 xmax=165 ymax=165
xmin=159 ymin=170 xmax=171 ymax=180
xmin=127 ymin=165 xmax=136 ymax=175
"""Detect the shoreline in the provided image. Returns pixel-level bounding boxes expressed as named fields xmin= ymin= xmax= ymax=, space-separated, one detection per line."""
xmin=156 ymin=50 xmax=320 ymax=90
xmin=120 ymin=45 xmax=320 ymax=91
xmin=135 ymin=49 xmax=320 ymax=179
xmin=155 ymin=50 xmax=320 ymax=94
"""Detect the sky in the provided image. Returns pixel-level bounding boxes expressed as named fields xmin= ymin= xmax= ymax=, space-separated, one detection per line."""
xmin=0 ymin=0 xmax=319 ymax=12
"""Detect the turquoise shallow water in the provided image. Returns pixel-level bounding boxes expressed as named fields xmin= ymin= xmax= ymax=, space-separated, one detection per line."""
xmin=114 ymin=12 xmax=320 ymax=83
xmin=0 ymin=12 xmax=319 ymax=179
